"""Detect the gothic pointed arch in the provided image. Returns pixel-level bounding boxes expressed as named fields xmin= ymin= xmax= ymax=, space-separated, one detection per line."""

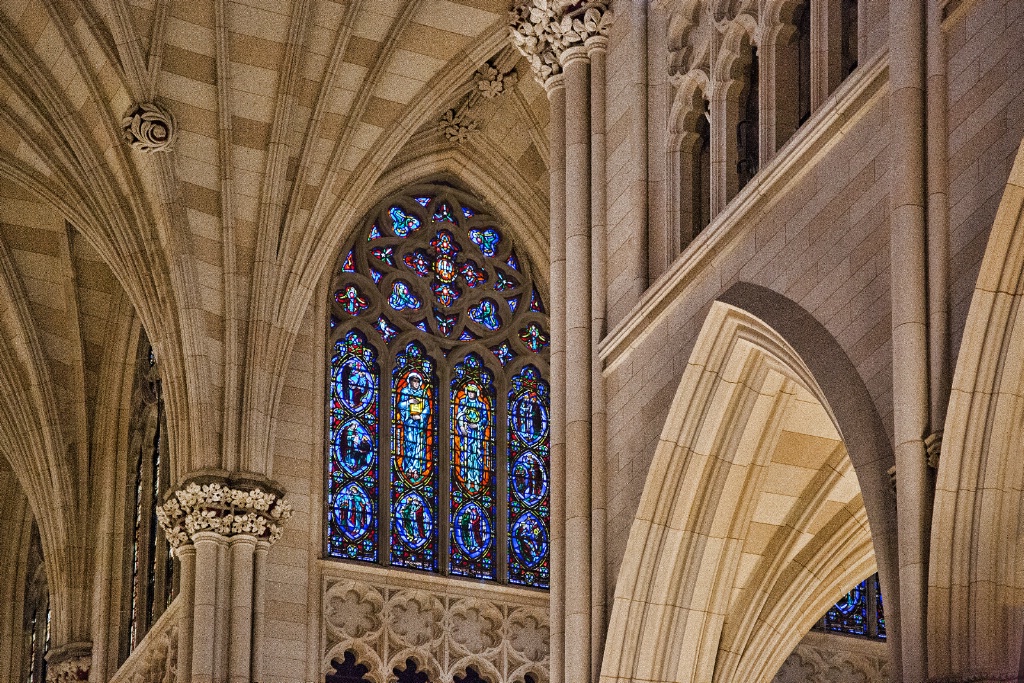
xmin=326 ymin=181 xmax=550 ymax=587
xmin=599 ymin=300 xmax=884 ymax=683
xmin=927 ymin=139 xmax=1024 ymax=679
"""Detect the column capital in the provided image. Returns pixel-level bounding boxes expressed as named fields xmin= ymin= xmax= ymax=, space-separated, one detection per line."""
xmin=509 ymin=1 xmax=613 ymax=82
xmin=156 ymin=474 xmax=293 ymax=549
xmin=46 ymin=642 xmax=91 ymax=683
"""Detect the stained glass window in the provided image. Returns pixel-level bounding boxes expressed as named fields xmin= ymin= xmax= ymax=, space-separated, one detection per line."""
xmin=450 ymin=354 xmax=497 ymax=579
xmin=812 ymin=572 xmax=886 ymax=640
xmin=325 ymin=183 xmax=549 ymax=588
xmin=327 ymin=331 xmax=380 ymax=561
xmin=121 ymin=335 xmax=177 ymax=665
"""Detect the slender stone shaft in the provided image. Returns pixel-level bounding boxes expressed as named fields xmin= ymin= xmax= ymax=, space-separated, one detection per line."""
xmin=562 ymin=44 xmax=593 ymax=683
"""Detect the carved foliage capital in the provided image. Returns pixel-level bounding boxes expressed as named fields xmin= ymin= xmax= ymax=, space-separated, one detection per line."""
xmin=122 ymin=102 xmax=176 ymax=153
xmin=508 ymin=1 xmax=613 ymax=82
xmin=156 ymin=478 xmax=293 ymax=548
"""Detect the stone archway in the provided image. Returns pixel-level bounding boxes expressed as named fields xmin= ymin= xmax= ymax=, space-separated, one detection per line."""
xmin=599 ymin=300 xmax=885 ymax=683
xmin=927 ymin=140 xmax=1024 ymax=681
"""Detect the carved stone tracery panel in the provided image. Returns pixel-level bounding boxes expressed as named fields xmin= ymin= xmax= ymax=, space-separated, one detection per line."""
xmin=323 ymin=577 xmax=548 ymax=683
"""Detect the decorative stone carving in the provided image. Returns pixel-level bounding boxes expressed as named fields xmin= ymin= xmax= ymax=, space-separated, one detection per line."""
xmin=326 ymin=582 xmax=383 ymax=639
xmin=772 ymin=632 xmax=890 ymax=683
xmin=438 ymin=55 xmax=519 ymax=145
xmin=509 ymin=0 xmax=614 ymax=82
xmin=46 ymin=656 xmax=90 ymax=683
xmin=475 ymin=63 xmax=519 ymax=99
xmin=121 ymin=103 xmax=176 ymax=153
xmin=439 ymin=108 xmax=479 ymax=144
xmin=322 ymin=575 xmax=549 ymax=683
xmin=448 ymin=599 xmax=502 ymax=653
xmin=46 ymin=643 xmax=91 ymax=683
xmin=506 ymin=608 xmax=549 ymax=661
xmin=389 ymin=591 xmax=444 ymax=647
xmin=155 ymin=478 xmax=292 ymax=548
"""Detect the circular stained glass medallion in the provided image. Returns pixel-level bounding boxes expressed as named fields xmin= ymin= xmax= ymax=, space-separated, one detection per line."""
xmin=394 ymin=491 xmax=434 ymax=549
xmin=333 ymin=420 xmax=375 ymax=477
xmin=510 ymin=393 xmax=548 ymax=447
xmin=332 ymin=482 xmax=374 ymax=541
xmin=511 ymin=451 xmax=548 ymax=507
xmin=336 ymin=356 xmax=376 ymax=413
xmin=510 ymin=511 xmax=548 ymax=569
xmin=453 ymin=502 xmax=492 ymax=560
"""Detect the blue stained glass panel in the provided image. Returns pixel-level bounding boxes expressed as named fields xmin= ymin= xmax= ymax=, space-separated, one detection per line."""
xmin=368 ymin=224 xmax=382 ymax=240
xmin=506 ymin=251 xmax=519 ymax=271
xmin=414 ymin=196 xmax=431 ymax=207
xmin=450 ymin=354 xmax=497 ymax=578
xmin=370 ymin=268 xmax=382 ymax=284
xmin=390 ymin=207 xmax=421 ymax=237
xmin=327 ymin=332 xmax=379 ymax=561
xmin=435 ymin=310 xmax=457 ymax=336
xmin=404 ymin=250 xmax=433 ymax=277
xmin=433 ymin=203 xmax=456 ymax=223
xmin=461 ymin=206 xmax=475 ymax=217
xmin=824 ymin=580 xmax=868 ymax=636
xmin=508 ymin=366 xmax=550 ymax=587
xmin=431 ymin=281 xmax=461 ymax=307
xmin=519 ymin=323 xmax=549 ymax=352
xmin=374 ymin=316 xmax=398 ymax=344
xmin=460 ymin=260 xmax=486 ymax=288
xmin=468 ymin=299 xmax=501 ymax=331
xmin=459 ymin=329 xmax=478 ymax=341
xmin=529 ymin=288 xmax=544 ymax=313
xmin=875 ymin=574 xmax=886 ymax=638
xmin=342 ymin=250 xmax=356 ymax=272
xmin=389 ymin=281 xmax=422 ymax=311
xmin=491 ymin=342 xmax=514 ymax=366
xmin=469 ymin=228 xmax=500 ymax=257
xmin=336 ymin=286 xmax=368 ymax=316
xmin=390 ymin=343 xmax=438 ymax=571
xmin=494 ymin=271 xmax=517 ymax=292
xmin=507 ymin=296 xmax=519 ymax=313
xmin=371 ymin=246 xmax=395 ymax=266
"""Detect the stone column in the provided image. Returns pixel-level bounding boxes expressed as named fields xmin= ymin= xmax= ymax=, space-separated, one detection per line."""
xmin=562 ymin=41 xmax=593 ymax=683
xmin=157 ymin=475 xmax=292 ymax=683
xmin=889 ymin=0 xmax=929 ymax=679
xmin=510 ymin=4 xmax=613 ymax=683
xmin=587 ymin=32 xmax=608 ymax=681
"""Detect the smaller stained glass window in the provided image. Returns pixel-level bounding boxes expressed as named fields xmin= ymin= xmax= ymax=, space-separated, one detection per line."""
xmin=813 ymin=572 xmax=886 ymax=640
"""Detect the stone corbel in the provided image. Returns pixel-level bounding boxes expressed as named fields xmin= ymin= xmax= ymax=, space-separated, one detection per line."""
xmin=155 ymin=474 xmax=293 ymax=548
xmin=46 ymin=642 xmax=91 ymax=683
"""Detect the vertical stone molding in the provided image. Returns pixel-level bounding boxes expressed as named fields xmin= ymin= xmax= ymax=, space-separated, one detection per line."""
xmin=45 ymin=643 xmax=91 ymax=683
xmin=509 ymin=6 xmax=613 ymax=683
xmin=156 ymin=476 xmax=292 ymax=683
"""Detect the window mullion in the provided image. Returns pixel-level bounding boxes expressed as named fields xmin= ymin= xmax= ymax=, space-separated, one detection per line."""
xmin=439 ymin=361 xmax=452 ymax=575
xmin=497 ymin=373 xmax=509 ymax=584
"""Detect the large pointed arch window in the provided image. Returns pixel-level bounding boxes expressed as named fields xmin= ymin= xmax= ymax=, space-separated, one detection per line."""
xmin=326 ymin=183 xmax=550 ymax=588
